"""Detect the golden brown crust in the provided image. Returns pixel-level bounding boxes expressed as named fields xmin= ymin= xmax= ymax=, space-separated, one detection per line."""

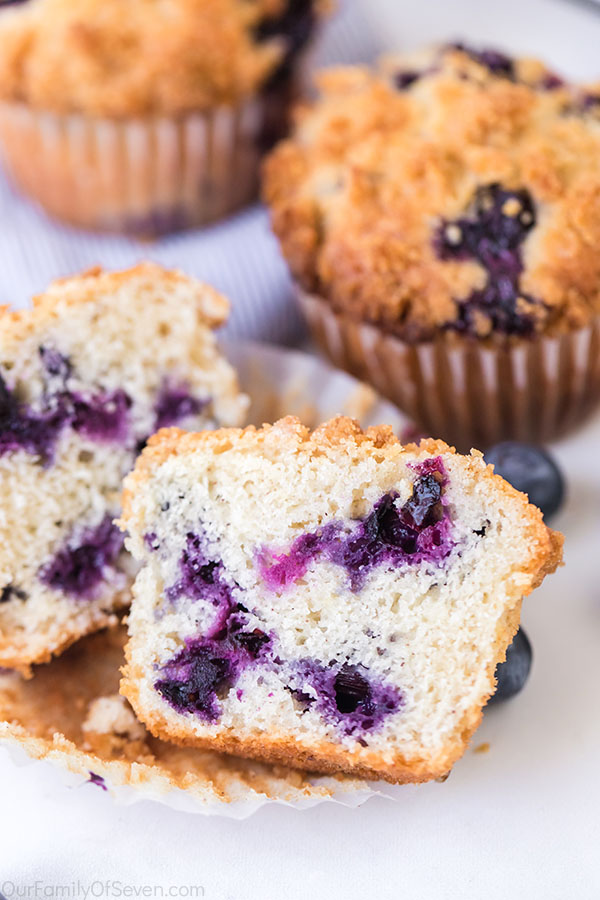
xmin=0 ymin=0 xmax=329 ymax=116
xmin=0 ymin=262 xmax=230 ymax=343
xmin=120 ymin=415 xmax=563 ymax=784
xmin=263 ymin=46 xmax=600 ymax=342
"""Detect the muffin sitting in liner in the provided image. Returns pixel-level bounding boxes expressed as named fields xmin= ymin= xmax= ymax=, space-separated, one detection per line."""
xmin=0 ymin=0 xmax=329 ymax=236
xmin=264 ymin=42 xmax=600 ymax=449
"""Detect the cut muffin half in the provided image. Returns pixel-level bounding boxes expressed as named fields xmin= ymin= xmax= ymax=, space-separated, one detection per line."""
xmin=0 ymin=263 xmax=247 ymax=674
xmin=120 ymin=417 xmax=562 ymax=784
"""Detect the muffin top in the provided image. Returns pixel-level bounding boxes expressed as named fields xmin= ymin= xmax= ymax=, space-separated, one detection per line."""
xmin=264 ymin=43 xmax=600 ymax=342
xmin=0 ymin=0 xmax=326 ymax=116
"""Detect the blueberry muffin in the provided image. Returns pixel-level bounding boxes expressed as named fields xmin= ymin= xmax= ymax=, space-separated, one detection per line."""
xmin=0 ymin=0 xmax=329 ymax=235
xmin=264 ymin=43 xmax=600 ymax=448
xmin=119 ymin=416 xmax=561 ymax=784
xmin=0 ymin=263 xmax=248 ymax=675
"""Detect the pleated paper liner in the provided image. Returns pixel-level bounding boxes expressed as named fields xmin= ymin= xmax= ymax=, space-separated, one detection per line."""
xmin=298 ymin=289 xmax=600 ymax=452
xmin=0 ymin=80 xmax=296 ymax=238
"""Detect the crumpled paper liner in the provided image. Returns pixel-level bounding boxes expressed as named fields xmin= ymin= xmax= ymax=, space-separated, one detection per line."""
xmin=0 ymin=342 xmax=408 ymax=817
xmin=298 ymin=289 xmax=600 ymax=452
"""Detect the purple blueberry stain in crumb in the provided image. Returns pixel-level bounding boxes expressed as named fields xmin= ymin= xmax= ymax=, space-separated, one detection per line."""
xmin=154 ymin=383 xmax=207 ymax=430
xmin=39 ymin=515 xmax=124 ymax=599
xmin=154 ymin=603 xmax=272 ymax=721
xmin=0 ymin=371 xmax=69 ymax=463
xmin=434 ymin=183 xmax=542 ymax=336
xmin=260 ymin=457 xmax=453 ymax=591
xmin=157 ymin=531 xmax=274 ymax=720
xmin=0 ymin=360 xmax=132 ymax=460
xmin=71 ymin=389 xmax=131 ymax=443
xmin=290 ymin=660 xmax=402 ymax=735
xmin=0 ymin=585 xmax=27 ymax=604
xmin=155 ymin=642 xmax=238 ymax=721
xmin=165 ymin=533 xmax=276 ymax=655
xmin=166 ymin=532 xmax=235 ymax=635
xmin=226 ymin=606 xmax=271 ymax=658
xmin=144 ymin=532 xmax=160 ymax=551
xmin=87 ymin=772 xmax=108 ymax=791
xmin=259 ymin=523 xmax=341 ymax=590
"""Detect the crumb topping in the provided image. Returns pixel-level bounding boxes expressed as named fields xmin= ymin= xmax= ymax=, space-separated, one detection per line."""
xmin=0 ymin=0 xmax=328 ymax=116
xmin=264 ymin=44 xmax=600 ymax=341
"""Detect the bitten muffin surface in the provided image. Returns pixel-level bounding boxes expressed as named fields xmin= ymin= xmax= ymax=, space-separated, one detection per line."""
xmin=264 ymin=43 xmax=600 ymax=342
xmin=0 ymin=0 xmax=328 ymax=116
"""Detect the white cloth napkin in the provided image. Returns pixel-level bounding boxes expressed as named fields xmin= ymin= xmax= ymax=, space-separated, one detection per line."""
xmin=0 ymin=1 xmax=381 ymax=345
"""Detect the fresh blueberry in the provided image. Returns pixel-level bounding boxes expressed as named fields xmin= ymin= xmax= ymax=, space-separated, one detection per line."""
xmin=484 ymin=442 xmax=565 ymax=520
xmin=489 ymin=627 xmax=533 ymax=704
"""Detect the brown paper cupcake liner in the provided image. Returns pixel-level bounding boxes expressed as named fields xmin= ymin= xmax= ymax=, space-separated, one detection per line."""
xmin=0 ymin=84 xmax=295 ymax=237
xmin=298 ymin=289 xmax=600 ymax=450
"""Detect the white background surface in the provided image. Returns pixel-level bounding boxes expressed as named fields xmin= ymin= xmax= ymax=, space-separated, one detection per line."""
xmin=2 ymin=1 xmax=600 ymax=897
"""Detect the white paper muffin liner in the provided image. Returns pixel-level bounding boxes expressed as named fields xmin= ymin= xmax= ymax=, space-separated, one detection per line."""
xmin=0 ymin=341 xmax=409 ymax=818
xmin=0 ymin=722 xmax=394 ymax=819
xmin=298 ymin=288 xmax=600 ymax=451
xmin=0 ymin=85 xmax=292 ymax=236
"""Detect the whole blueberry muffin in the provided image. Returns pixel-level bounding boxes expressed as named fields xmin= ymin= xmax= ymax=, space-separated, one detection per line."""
xmin=119 ymin=416 xmax=561 ymax=784
xmin=0 ymin=0 xmax=329 ymax=235
xmin=0 ymin=263 xmax=247 ymax=675
xmin=264 ymin=43 xmax=600 ymax=448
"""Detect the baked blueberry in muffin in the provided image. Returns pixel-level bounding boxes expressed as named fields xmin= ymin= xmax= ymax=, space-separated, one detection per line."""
xmin=119 ymin=416 xmax=561 ymax=783
xmin=264 ymin=43 xmax=600 ymax=447
xmin=0 ymin=263 xmax=247 ymax=674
